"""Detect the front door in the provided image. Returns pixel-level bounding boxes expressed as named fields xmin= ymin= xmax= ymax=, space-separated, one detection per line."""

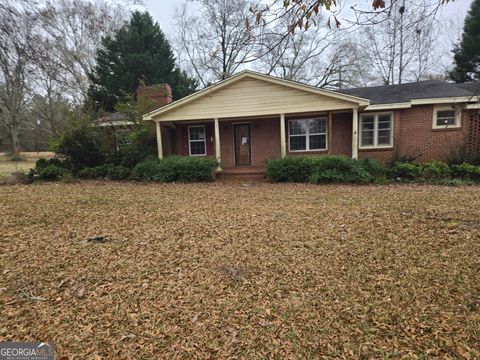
xmin=234 ymin=124 xmax=251 ymax=166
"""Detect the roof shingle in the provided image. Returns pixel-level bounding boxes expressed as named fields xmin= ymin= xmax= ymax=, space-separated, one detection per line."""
xmin=338 ymin=80 xmax=480 ymax=105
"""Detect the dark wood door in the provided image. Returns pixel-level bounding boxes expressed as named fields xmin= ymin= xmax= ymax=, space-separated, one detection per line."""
xmin=234 ymin=124 xmax=251 ymax=166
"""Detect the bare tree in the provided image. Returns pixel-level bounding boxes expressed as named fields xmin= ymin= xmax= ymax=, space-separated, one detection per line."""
xmin=38 ymin=0 xmax=129 ymax=103
xmin=256 ymin=18 xmax=332 ymax=81
xmin=255 ymin=13 xmax=375 ymax=89
xmin=253 ymin=0 xmax=446 ymax=34
xmin=361 ymin=0 xmax=439 ymax=85
xmin=174 ymin=0 xmax=260 ymax=87
xmin=0 ymin=1 xmax=40 ymax=158
xmin=0 ymin=0 xmax=132 ymax=154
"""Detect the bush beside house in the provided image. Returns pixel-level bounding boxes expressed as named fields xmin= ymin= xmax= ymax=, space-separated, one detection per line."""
xmin=29 ymin=156 xmax=217 ymax=183
xmin=266 ymin=156 xmax=385 ymax=184
xmin=132 ymin=156 xmax=217 ymax=182
xmin=265 ymin=156 xmax=480 ymax=185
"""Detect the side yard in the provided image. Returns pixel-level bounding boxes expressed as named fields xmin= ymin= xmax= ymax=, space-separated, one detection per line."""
xmin=1 ymin=182 xmax=479 ymax=358
xmin=0 ymin=152 xmax=53 ymax=177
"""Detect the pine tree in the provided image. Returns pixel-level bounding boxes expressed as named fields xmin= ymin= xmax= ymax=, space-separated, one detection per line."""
xmin=88 ymin=11 xmax=197 ymax=111
xmin=450 ymin=0 xmax=480 ymax=83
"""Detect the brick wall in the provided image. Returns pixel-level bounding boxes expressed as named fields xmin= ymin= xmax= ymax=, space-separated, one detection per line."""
xmin=166 ymin=106 xmax=476 ymax=168
xmin=466 ymin=110 xmax=480 ymax=156
xmin=331 ymin=112 xmax=352 ymax=157
xmin=359 ymin=106 xmax=471 ymax=163
xmin=137 ymin=84 xmax=172 ymax=111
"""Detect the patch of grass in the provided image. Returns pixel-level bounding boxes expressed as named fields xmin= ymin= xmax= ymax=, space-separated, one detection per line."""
xmin=0 ymin=152 xmax=53 ymax=176
xmin=0 ymin=183 xmax=479 ymax=358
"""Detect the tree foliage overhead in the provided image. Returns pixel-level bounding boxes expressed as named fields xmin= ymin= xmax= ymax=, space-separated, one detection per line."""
xmin=88 ymin=11 xmax=197 ymax=112
xmin=450 ymin=0 xmax=480 ymax=83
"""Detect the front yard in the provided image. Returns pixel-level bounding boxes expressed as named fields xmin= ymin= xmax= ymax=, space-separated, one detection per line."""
xmin=1 ymin=182 xmax=479 ymax=358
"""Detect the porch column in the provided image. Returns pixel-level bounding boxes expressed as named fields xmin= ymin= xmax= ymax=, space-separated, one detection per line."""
xmin=327 ymin=112 xmax=333 ymax=155
xmin=155 ymin=120 xmax=163 ymax=159
xmin=280 ymin=113 xmax=286 ymax=158
xmin=352 ymin=108 xmax=358 ymax=159
xmin=214 ymin=118 xmax=222 ymax=170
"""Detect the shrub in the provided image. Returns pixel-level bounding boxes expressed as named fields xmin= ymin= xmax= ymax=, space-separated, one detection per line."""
xmin=107 ymin=165 xmax=131 ymax=180
xmin=448 ymin=140 xmax=480 ymax=166
xmin=390 ymin=149 xmax=421 ymax=166
xmin=421 ymin=161 xmax=451 ymax=181
xmin=35 ymin=157 xmax=65 ymax=171
xmin=77 ymin=164 xmax=131 ymax=180
xmin=391 ymin=161 xmax=422 ymax=180
xmin=78 ymin=167 xmax=97 ymax=179
xmin=60 ymin=172 xmax=75 ymax=183
xmin=310 ymin=156 xmax=372 ymax=184
xmin=28 ymin=157 xmax=67 ymax=181
xmin=133 ymin=156 xmax=217 ymax=182
xmin=36 ymin=164 xmax=65 ymax=181
xmin=451 ymin=163 xmax=480 ymax=181
xmin=265 ymin=157 xmax=317 ymax=182
xmin=358 ymin=157 xmax=387 ymax=180
xmin=266 ymin=156 xmax=377 ymax=184
xmin=435 ymin=178 xmax=475 ymax=186
xmin=112 ymin=124 xmax=157 ymax=167
xmin=53 ymin=123 xmax=107 ymax=170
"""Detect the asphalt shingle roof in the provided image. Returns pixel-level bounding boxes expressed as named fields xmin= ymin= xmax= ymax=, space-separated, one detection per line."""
xmin=338 ymin=80 xmax=480 ymax=105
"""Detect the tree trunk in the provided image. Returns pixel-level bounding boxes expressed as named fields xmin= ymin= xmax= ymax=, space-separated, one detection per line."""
xmin=10 ymin=124 xmax=21 ymax=160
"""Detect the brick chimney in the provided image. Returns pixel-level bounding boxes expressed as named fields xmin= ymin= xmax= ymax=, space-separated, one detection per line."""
xmin=136 ymin=84 xmax=173 ymax=111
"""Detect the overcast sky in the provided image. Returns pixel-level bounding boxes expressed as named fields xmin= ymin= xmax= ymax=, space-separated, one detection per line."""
xmin=138 ymin=0 xmax=473 ymax=74
xmin=143 ymin=0 xmax=473 ymax=38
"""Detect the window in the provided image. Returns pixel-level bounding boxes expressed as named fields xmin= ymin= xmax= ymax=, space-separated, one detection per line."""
xmin=288 ymin=118 xmax=327 ymax=151
xmin=188 ymin=125 xmax=206 ymax=156
xmin=433 ymin=105 xmax=461 ymax=129
xmin=360 ymin=113 xmax=393 ymax=148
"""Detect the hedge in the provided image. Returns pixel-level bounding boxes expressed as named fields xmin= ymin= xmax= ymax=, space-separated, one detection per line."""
xmin=265 ymin=156 xmax=385 ymax=183
xmin=132 ymin=156 xmax=218 ymax=182
xmin=266 ymin=156 xmax=480 ymax=184
xmin=78 ymin=164 xmax=131 ymax=180
xmin=28 ymin=157 xmax=68 ymax=181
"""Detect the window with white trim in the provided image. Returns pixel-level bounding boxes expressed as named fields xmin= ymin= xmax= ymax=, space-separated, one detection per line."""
xmin=188 ymin=125 xmax=206 ymax=156
xmin=360 ymin=113 xmax=393 ymax=148
xmin=288 ymin=118 xmax=327 ymax=151
xmin=433 ymin=105 xmax=461 ymax=129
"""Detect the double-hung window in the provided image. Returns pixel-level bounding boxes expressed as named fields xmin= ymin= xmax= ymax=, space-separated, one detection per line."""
xmin=433 ymin=105 xmax=461 ymax=129
xmin=360 ymin=113 xmax=393 ymax=148
xmin=188 ymin=125 xmax=206 ymax=156
xmin=289 ymin=118 xmax=327 ymax=151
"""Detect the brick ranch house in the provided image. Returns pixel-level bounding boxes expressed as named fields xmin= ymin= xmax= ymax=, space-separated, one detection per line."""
xmin=142 ymin=70 xmax=480 ymax=175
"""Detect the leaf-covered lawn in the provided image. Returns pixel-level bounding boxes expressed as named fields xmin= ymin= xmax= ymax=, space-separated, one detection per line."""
xmin=1 ymin=182 xmax=479 ymax=359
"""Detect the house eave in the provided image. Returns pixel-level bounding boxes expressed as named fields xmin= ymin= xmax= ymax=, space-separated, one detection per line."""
xmin=363 ymin=96 xmax=480 ymax=111
xmin=364 ymin=102 xmax=412 ymax=111
xmin=410 ymin=96 xmax=480 ymax=105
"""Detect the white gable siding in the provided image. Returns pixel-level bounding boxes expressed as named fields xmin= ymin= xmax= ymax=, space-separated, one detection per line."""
xmin=152 ymin=77 xmax=356 ymax=121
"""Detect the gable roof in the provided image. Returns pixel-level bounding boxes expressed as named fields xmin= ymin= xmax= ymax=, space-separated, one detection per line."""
xmin=143 ymin=70 xmax=369 ymax=121
xmin=339 ymin=80 xmax=480 ymax=105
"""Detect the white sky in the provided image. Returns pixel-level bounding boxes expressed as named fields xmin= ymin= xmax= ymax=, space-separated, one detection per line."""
xmin=138 ymin=0 xmax=473 ymax=75
xmin=143 ymin=0 xmax=473 ymax=39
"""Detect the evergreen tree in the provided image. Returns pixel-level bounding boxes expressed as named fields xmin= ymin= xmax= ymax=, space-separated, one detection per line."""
xmin=88 ymin=11 xmax=197 ymax=111
xmin=450 ymin=0 xmax=480 ymax=83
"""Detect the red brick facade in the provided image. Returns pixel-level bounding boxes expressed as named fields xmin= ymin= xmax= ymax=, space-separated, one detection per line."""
xmin=163 ymin=105 xmax=479 ymax=169
xmin=358 ymin=106 xmax=474 ymax=163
